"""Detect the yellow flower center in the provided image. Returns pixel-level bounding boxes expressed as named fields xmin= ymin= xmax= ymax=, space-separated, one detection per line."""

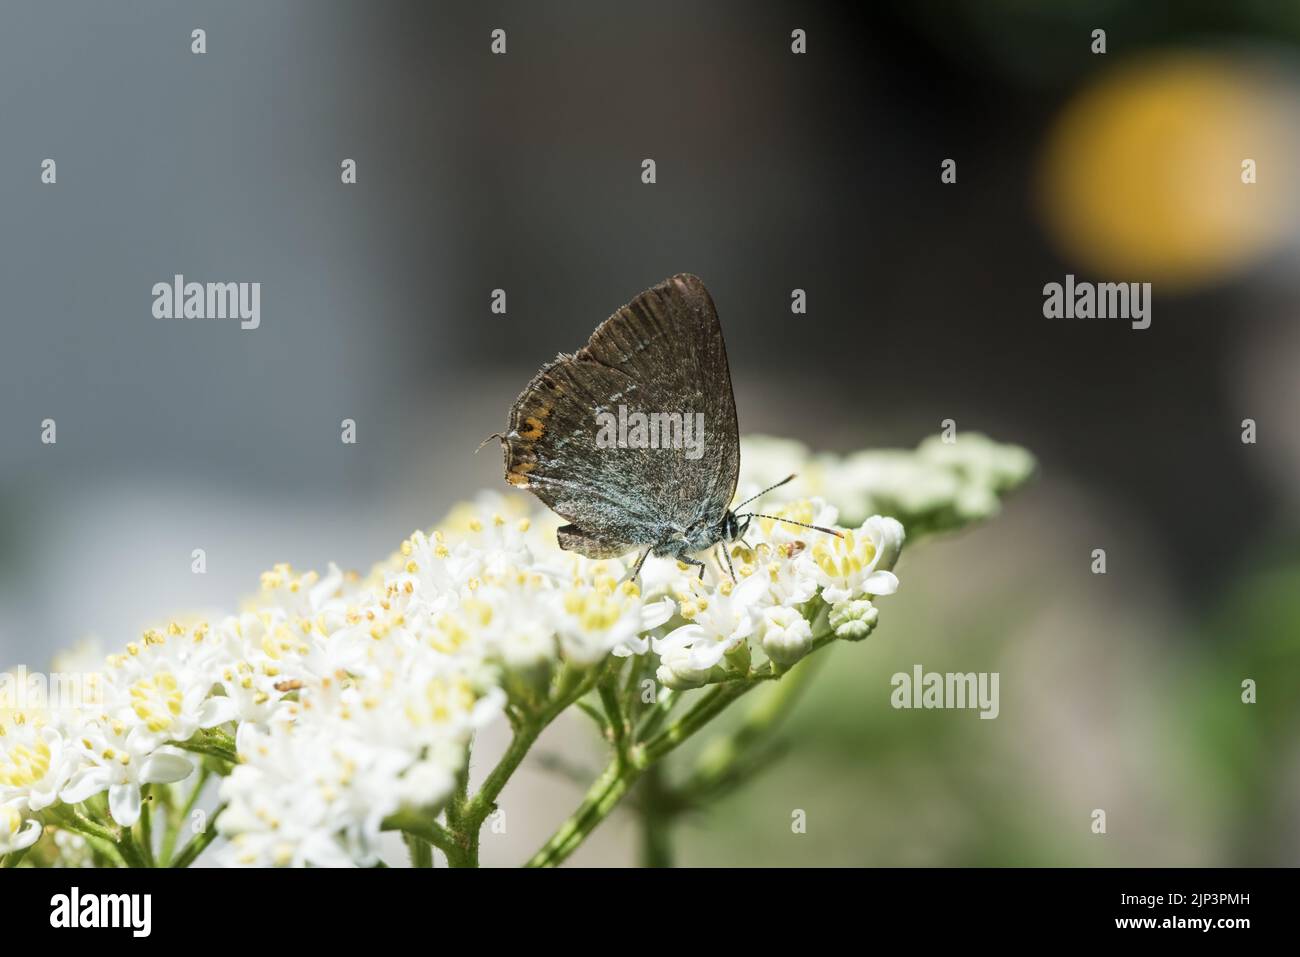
xmin=261 ymin=625 xmax=308 ymax=660
xmin=563 ymin=589 xmax=624 ymax=632
xmin=430 ymin=614 xmax=471 ymax=653
xmin=129 ymin=672 xmax=183 ymax=733
xmin=813 ymin=531 xmax=874 ymax=580
xmin=405 ymin=677 xmax=476 ymax=726
xmin=0 ymin=734 xmax=52 ymax=788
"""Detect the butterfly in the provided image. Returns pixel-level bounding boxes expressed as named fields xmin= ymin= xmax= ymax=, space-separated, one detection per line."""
xmin=494 ymin=274 xmax=839 ymax=581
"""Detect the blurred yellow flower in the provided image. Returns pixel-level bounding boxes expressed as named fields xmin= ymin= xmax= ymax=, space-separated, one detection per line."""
xmin=1037 ymin=52 xmax=1299 ymax=289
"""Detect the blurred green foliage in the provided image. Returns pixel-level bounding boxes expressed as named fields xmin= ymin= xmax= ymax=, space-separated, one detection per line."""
xmin=663 ymin=548 xmax=1298 ymax=866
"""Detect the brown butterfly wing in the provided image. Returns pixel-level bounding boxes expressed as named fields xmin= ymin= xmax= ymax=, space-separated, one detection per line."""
xmin=503 ymin=274 xmax=740 ymax=557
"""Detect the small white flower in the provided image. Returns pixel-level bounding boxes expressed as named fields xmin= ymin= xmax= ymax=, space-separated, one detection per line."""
xmin=0 ymin=800 xmax=42 ymax=855
xmin=208 ymin=654 xmax=284 ymax=730
xmin=61 ymin=720 xmax=193 ymax=827
xmin=0 ymin=713 xmax=76 ymax=812
xmin=758 ymin=606 xmax=814 ymax=667
xmin=654 ymin=645 xmax=716 ymax=691
xmin=497 ymin=616 xmax=558 ymax=670
xmin=613 ymin=596 xmax=677 ymax=658
xmin=810 ymin=516 xmax=905 ymax=604
xmin=747 ymin=543 xmax=820 ymax=607
xmin=218 ymin=724 xmax=367 ymax=867
xmin=99 ymin=623 xmax=231 ymax=748
xmin=654 ymin=572 xmax=767 ymax=673
xmin=549 ymin=582 xmax=645 ymax=665
xmin=254 ymin=562 xmax=358 ymax=619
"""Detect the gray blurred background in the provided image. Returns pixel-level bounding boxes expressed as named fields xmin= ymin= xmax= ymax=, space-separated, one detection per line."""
xmin=2 ymin=1 xmax=1298 ymax=865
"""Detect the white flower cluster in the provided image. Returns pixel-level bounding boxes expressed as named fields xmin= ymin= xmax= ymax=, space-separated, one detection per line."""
xmin=2 ymin=481 xmax=909 ymax=867
xmin=738 ymin=432 xmax=1036 ymax=534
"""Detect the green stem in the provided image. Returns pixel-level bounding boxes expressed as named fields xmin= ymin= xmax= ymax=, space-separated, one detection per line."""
xmin=2 ymin=846 xmax=33 ymax=868
xmin=463 ymin=726 xmax=535 ymax=821
xmin=441 ymin=835 xmax=477 ymax=868
xmin=404 ymin=832 xmax=434 ymax=868
xmin=162 ymin=767 xmax=210 ymax=865
xmin=50 ymin=805 xmax=120 ymax=845
xmin=528 ymin=624 xmax=839 ymax=868
xmin=46 ymin=807 xmax=126 ymax=866
xmin=153 ymin=782 xmax=178 ymax=864
xmin=525 ymin=758 xmax=636 ymax=867
xmin=441 ymin=760 xmax=474 ymax=866
xmin=527 ymin=680 xmax=759 ymax=867
xmin=627 ymin=654 xmax=826 ymax=865
xmin=635 ymin=688 xmax=679 ymax=741
xmin=641 ymin=681 xmax=755 ymax=762
xmin=434 ymin=665 xmax=606 ymax=867
xmin=598 ymin=676 xmax=630 ymax=765
xmin=171 ymin=728 xmax=239 ymax=768
xmin=382 ymin=810 xmax=457 ymax=857
xmin=117 ymin=830 xmax=150 ymax=868
xmin=175 ymin=740 xmax=237 ymax=765
xmin=622 ymin=655 xmax=645 ymax=714
xmin=683 ymin=652 xmax=825 ymax=796
xmin=137 ymin=788 xmax=156 ymax=867
xmin=170 ymin=805 xmax=224 ymax=868
xmin=638 ymin=763 xmax=674 ymax=867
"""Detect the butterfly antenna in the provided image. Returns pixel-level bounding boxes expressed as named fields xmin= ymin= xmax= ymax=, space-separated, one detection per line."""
xmin=475 ymin=432 xmax=506 ymax=454
xmin=741 ymin=513 xmax=844 ymax=539
xmin=734 ymin=474 xmax=798 ymax=511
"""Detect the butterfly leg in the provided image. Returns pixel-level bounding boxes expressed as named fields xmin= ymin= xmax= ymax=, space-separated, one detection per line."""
xmin=674 ymin=547 xmax=707 ymax=581
xmin=716 ymin=543 xmax=738 ymax=583
xmin=620 ymin=548 xmax=652 ymax=584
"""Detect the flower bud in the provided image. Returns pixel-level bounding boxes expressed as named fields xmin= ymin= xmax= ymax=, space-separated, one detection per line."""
xmin=863 ymin=516 xmax=905 ymax=574
xmin=758 ymin=606 xmax=814 ymax=667
xmin=828 ymin=599 xmax=878 ymax=641
xmin=655 ymin=645 xmax=715 ymax=690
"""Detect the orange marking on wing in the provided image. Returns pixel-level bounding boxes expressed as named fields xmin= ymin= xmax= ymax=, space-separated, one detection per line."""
xmin=506 ymin=461 xmax=536 ymax=486
xmin=519 ymin=416 xmax=545 ymax=440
